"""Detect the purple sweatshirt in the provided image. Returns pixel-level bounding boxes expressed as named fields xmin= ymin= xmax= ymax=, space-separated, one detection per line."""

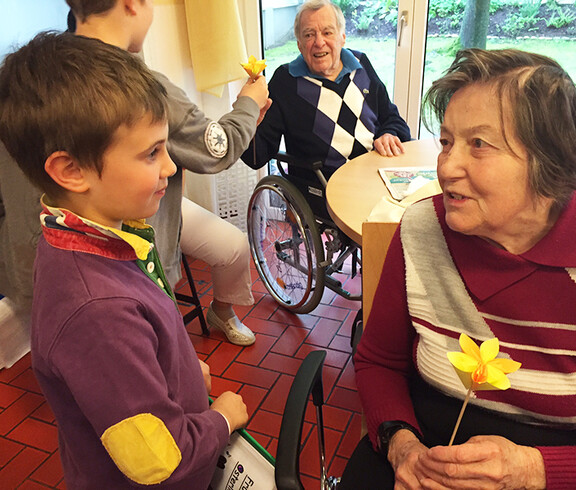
xmin=32 ymin=205 xmax=229 ymax=489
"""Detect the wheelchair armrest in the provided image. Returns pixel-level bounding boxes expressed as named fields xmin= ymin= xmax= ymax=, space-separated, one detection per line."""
xmin=274 ymin=152 xmax=328 ymax=188
xmin=275 ymin=350 xmax=327 ymax=490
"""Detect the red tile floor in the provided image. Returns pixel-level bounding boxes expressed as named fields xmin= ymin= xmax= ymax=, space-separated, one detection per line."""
xmin=0 ymin=256 xmax=363 ymax=489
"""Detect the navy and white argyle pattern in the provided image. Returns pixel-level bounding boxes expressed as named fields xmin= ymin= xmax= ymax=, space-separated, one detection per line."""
xmin=297 ymin=68 xmax=378 ymax=169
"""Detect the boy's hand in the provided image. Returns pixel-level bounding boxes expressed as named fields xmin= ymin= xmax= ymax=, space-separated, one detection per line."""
xmin=210 ymin=391 xmax=249 ymax=434
xmin=199 ymin=360 xmax=211 ymax=394
xmin=238 ymin=76 xmax=269 ymax=110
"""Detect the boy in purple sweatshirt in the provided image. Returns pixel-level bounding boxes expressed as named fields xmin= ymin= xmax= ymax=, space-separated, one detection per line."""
xmin=0 ymin=32 xmax=248 ymax=488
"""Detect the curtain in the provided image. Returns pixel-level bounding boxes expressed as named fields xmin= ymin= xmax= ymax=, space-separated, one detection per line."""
xmin=184 ymin=0 xmax=248 ymax=97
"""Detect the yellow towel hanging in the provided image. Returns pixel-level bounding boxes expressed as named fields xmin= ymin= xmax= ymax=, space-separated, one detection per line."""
xmin=184 ymin=0 xmax=248 ymax=97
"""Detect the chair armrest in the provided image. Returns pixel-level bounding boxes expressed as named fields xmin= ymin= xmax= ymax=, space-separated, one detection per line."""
xmin=274 ymin=152 xmax=328 ymax=187
xmin=275 ymin=350 xmax=327 ymax=490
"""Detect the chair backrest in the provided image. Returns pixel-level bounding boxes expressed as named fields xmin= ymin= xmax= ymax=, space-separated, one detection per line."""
xmin=361 ymin=221 xmax=398 ymax=325
xmin=275 ymin=350 xmax=327 ymax=490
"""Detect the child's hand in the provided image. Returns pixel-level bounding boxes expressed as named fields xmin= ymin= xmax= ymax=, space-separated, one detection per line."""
xmin=238 ymin=76 xmax=269 ymax=110
xmin=210 ymin=391 xmax=249 ymax=433
xmin=199 ymin=360 xmax=211 ymax=394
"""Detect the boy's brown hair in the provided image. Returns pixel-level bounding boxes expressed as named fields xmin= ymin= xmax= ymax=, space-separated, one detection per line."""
xmin=0 ymin=31 xmax=167 ymax=198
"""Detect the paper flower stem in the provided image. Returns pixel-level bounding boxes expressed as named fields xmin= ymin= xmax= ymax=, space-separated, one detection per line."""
xmin=448 ymin=385 xmax=474 ymax=446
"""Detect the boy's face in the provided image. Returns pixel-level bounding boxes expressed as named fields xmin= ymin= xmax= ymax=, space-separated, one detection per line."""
xmin=83 ymin=115 xmax=175 ymax=229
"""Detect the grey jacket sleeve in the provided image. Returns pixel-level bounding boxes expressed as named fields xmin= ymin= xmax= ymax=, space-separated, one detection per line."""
xmin=154 ymin=71 xmax=260 ymax=174
xmin=0 ymin=142 xmax=41 ymax=306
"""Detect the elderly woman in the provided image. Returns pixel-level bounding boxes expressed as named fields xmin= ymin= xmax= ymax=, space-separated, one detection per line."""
xmin=347 ymin=49 xmax=576 ymax=489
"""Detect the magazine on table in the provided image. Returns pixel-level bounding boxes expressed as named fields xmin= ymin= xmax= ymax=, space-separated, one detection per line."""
xmin=379 ymin=167 xmax=438 ymax=201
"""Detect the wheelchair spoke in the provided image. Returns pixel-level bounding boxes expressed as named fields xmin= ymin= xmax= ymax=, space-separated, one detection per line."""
xmin=247 ymin=176 xmax=326 ymax=313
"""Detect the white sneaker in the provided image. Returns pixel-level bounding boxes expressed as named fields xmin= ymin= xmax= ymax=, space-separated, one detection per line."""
xmin=206 ymin=303 xmax=256 ymax=346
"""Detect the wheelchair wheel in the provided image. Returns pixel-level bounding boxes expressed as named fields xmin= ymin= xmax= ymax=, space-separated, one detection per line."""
xmin=248 ymin=175 xmax=326 ymax=314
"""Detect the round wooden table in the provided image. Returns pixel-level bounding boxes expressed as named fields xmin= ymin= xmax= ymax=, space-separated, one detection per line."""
xmin=326 ymin=139 xmax=442 ymax=322
xmin=325 ymin=138 xmax=441 ymax=245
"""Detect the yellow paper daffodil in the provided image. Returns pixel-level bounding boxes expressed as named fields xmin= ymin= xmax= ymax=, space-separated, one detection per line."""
xmin=447 ymin=333 xmax=521 ymax=391
xmin=241 ymin=55 xmax=267 ymax=80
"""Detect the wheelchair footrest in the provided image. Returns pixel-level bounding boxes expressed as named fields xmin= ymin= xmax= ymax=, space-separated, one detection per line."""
xmin=324 ymin=276 xmax=361 ymax=301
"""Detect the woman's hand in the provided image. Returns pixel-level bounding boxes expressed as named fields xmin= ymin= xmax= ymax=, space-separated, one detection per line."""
xmin=387 ymin=429 xmax=429 ymax=489
xmin=415 ymin=435 xmax=546 ymax=489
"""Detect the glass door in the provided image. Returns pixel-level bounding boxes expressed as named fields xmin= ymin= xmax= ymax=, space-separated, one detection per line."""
xmin=260 ymin=0 xmax=576 ymax=141
xmin=394 ymin=0 xmax=428 ymax=138
xmin=403 ymin=0 xmax=576 ymax=138
xmin=0 ymin=0 xmax=69 ymax=63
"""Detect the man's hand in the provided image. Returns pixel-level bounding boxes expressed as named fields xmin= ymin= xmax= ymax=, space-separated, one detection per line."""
xmin=374 ymin=133 xmax=405 ymax=157
xmin=210 ymin=392 xmax=249 ymax=434
xmin=415 ymin=435 xmax=546 ymax=489
xmin=257 ymin=98 xmax=272 ymax=125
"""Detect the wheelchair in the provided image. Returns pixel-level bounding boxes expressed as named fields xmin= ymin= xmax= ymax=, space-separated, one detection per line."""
xmin=247 ymin=152 xmax=361 ymax=314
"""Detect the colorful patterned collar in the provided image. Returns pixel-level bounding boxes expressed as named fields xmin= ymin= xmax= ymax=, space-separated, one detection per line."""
xmin=40 ymin=196 xmax=154 ymax=261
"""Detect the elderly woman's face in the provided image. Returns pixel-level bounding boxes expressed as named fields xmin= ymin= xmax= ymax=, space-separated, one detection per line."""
xmin=438 ymin=83 xmax=553 ymax=252
xmin=297 ymin=6 xmax=346 ymax=81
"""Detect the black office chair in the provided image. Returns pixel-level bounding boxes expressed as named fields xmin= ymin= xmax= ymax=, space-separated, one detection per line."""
xmin=277 ymin=339 xmax=373 ymax=489
xmin=275 ymin=350 xmax=342 ymax=490
xmin=247 ymin=152 xmax=361 ymax=314
xmin=175 ymin=254 xmax=209 ymax=335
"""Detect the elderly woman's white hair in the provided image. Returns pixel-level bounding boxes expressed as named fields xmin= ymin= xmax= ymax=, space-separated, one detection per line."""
xmin=293 ymin=0 xmax=346 ymax=40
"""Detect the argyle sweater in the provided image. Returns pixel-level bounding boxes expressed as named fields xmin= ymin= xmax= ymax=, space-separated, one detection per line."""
xmin=355 ymin=194 xmax=576 ymax=489
xmin=242 ymin=49 xmax=411 ymax=177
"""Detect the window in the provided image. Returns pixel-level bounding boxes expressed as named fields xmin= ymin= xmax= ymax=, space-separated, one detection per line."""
xmin=0 ymin=0 xmax=69 ymax=63
xmin=261 ymin=0 xmax=576 ymax=138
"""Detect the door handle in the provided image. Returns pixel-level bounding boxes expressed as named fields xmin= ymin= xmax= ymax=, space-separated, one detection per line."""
xmin=398 ymin=10 xmax=408 ymax=47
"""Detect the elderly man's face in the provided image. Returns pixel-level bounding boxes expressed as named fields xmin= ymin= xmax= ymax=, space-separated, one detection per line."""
xmin=297 ymin=6 xmax=346 ymax=81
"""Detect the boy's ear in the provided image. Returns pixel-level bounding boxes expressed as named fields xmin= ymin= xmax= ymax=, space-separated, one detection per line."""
xmin=124 ymin=0 xmax=139 ymax=16
xmin=44 ymin=151 xmax=91 ymax=193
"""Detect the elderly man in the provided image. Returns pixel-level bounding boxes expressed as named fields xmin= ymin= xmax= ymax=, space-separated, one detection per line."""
xmin=242 ymin=0 xmax=411 ymax=179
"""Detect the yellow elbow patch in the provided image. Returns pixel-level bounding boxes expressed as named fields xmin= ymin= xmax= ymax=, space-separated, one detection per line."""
xmin=101 ymin=413 xmax=182 ymax=485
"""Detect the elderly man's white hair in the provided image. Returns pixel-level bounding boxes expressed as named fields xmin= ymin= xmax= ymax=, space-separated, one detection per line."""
xmin=293 ymin=0 xmax=346 ymax=40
